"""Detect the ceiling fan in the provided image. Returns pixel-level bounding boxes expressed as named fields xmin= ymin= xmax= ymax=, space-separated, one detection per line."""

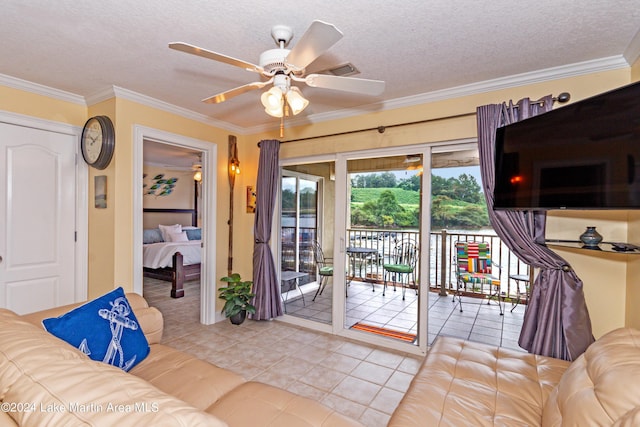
xmin=169 ymin=20 xmax=385 ymax=118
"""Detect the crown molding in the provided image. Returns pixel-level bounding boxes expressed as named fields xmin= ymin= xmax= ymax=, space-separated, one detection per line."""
xmin=0 ymin=73 xmax=85 ymax=105
xmin=2 ymin=54 xmax=631 ymax=136
xmin=271 ymin=55 xmax=631 ymax=131
xmin=86 ymin=86 xmax=246 ymax=134
xmin=624 ymin=28 xmax=640 ymax=66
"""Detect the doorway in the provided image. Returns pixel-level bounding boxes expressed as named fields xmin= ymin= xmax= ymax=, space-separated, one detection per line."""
xmin=278 ymin=146 xmax=431 ymax=355
xmin=336 ymin=150 xmax=428 ymax=353
xmin=279 ymin=161 xmax=334 ymax=324
xmin=341 ymin=153 xmax=428 ymax=345
xmin=142 ymin=140 xmax=203 ymax=308
xmin=132 ymin=125 xmax=218 ymax=325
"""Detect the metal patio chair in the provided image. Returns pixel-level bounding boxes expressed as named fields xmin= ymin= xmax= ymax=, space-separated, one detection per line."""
xmin=382 ymin=240 xmax=418 ymax=300
xmin=311 ymin=240 xmax=334 ymax=301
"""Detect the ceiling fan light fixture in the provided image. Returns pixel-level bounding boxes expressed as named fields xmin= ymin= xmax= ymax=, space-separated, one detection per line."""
xmin=261 ymin=86 xmax=284 ymax=108
xmin=286 ymin=87 xmax=309 ymax=115
xmin=263 ymin=106 xmax=284 ymax=118
xmin=261 ymin=86 xmax=285 ymax=117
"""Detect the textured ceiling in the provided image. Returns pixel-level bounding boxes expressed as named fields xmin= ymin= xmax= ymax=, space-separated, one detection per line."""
xmin=2 ymin=1 xmax=640 ymax=133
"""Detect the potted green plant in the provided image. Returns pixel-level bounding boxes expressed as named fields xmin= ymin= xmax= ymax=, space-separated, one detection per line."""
xmin=218 ymin=273 xmax=256 ymax=325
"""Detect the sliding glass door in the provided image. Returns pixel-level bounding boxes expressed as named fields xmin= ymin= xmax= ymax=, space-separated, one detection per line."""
xmin=277 ymin=143 xmax=479 ymax=355
xmin=279 ymin=162 xmax=334 ymax=325
xmin=335 ymin=150 xmax=428 ymax=352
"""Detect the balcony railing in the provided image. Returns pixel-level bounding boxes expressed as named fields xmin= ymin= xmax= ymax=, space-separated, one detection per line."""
xmin=281 ymin=227 xmax=530 ymax=302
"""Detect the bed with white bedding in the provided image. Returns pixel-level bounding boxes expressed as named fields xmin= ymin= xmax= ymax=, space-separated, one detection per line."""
xmin=142 ymin=224 xmax=201 ymax=298
xmin=143 ymin=240 xmax=201 ymax=269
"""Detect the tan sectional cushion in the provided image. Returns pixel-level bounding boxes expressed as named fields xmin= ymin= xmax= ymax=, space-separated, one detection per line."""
xmin=0 ymin=309 xmax=225 ymax=426
xmin=542 ymin=327 xmax=640 ymax=426
xmin=206 ymin=381 xmax=363 ymax=427
xmin=0 ymin=410 xmax=17 ymax=426
xmin=388 ymin=336 xmax=570 ymax=426
xmin=130 ymin=344 xmax=245 ymax=410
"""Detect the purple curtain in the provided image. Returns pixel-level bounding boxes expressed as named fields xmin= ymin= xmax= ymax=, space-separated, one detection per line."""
xmin=477 ymin=98 xmax=594 ymax=361
xmin=251 ymin=139 xmax=283 ymax=320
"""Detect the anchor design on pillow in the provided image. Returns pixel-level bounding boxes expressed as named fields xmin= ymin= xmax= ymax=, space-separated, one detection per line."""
xmin=77 ymin=296 xmax=139 ymax=371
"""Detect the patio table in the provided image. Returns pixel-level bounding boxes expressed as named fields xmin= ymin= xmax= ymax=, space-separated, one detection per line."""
xmin=346 ymin=247 xmax=379 ymax=285
xmin=280 ymin=271 xmax=307 ymax=312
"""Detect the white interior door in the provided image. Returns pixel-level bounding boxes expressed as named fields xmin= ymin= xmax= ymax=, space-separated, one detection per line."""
xmin=0 ymin=122 xmax=77 ymax=314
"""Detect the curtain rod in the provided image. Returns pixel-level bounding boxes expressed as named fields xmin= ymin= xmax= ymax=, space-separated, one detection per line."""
xmin=260 ymin=92 xmax=570 ymax=145
xmin=278 ymin=111 xmax=476 ymax=144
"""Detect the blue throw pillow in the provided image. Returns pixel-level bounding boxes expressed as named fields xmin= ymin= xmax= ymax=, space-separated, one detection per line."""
xmin=143 ymin=228 xmax=163 ymax=244
xmin=43 ymin=287 xmax=150 ymax=372
xmin=185 ymin=228 xmax=201 ymax=240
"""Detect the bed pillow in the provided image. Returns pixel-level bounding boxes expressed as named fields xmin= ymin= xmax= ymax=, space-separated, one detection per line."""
xmin=158 ymin=224 xmax=181 ymax=242
xmin=143 ymin=228 xmax=163 ymax=244
xmin=167 ymin=231 xmax=189 ymax=242
xmin=42 ymin=287 xmax=150 ymax=372
xmin=186 ymin=228 xmax=201 ymax=240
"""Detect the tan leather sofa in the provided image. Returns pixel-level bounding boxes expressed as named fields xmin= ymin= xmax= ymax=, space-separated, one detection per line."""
xmin=389 ymin=328 xmax=640 ymax=426
xmin=0 ymin=293 xmax=362 ymax=427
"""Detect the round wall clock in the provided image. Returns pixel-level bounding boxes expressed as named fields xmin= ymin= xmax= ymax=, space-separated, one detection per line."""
xmin=80 ymin=115 xmax=115 ymax=169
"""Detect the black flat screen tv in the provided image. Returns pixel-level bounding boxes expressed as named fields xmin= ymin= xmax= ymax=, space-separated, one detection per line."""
xmin=493 ymin=81 xmax=640 ymax=210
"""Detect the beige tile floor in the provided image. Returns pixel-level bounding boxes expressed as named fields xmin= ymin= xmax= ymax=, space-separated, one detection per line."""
xmin=143 ymin=278 xmax=425 ymax=426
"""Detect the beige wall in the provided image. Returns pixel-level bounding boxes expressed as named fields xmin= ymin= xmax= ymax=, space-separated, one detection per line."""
xmin=1 ymin=64 xmax=638 ymax=334
xmin=108 ymin=98 xmax=231 ymax=303
xmin=143 ymin=166 xmax=195 ymax=210
xmin=545 ymin=211 xmax=632 ymax=337
xmin=0 ymin=85 xmax=86 ymax=124
xmin=244 ymin=68 xmax=634 ymax=338
xmin=0 ymin=88 xmax=231 ymax=309
xmin=631 ymin=56 xmax=640 ymax=82
xmin=85 ymin=99 xmax=117 ymax=298
xmin=142 ymin=165 xmax=198 ymax=229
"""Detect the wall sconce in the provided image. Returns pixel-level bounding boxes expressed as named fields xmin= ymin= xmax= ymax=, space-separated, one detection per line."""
xmin=193 ymin=153 xmax=203 ymax=182
xmin=229 ymin=157 xmax=240 ymax=177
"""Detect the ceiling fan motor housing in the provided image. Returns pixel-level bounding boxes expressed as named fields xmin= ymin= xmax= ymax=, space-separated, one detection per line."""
xmin=259 ymin=48 xmax=292 ymax=74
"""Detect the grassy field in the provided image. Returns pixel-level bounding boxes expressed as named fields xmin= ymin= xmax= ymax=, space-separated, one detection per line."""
xmin=351 ymin=187 xmax=486 ymax=217
xmin=351 ymin=187 xmax=419 ymax=206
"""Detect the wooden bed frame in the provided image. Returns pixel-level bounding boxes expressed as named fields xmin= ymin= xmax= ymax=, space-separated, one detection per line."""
xmin=142 ymin=207 xmax=200 ymax=298
xmin=143 ymin=252 xmax=200 ymax=298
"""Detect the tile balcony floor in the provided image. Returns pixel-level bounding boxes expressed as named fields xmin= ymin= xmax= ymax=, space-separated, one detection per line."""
xmin=284 ymin=279 xmax=526 ymax=351
xmin=143 ymin=277 xmax=525 ymax=426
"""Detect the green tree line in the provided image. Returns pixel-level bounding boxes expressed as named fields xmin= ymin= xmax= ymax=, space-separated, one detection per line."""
xmin=350 ymin=172 xmax=489 ymax=229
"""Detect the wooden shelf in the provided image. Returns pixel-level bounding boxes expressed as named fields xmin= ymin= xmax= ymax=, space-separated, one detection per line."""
xmin=546 ymin=239 xmax=640 ymax=254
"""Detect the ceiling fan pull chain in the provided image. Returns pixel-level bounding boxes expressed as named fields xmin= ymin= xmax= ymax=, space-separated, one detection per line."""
xmin=280 ymin=115 xmax=284 ymax=138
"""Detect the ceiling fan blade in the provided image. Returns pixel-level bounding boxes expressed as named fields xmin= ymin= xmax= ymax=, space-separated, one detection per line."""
xmin=169 ymin=42 xmax=263 ymax=73
xmin=304 ymin=74 xmax=385 ymax=96
xmin=202 ymin=81 xmax=270 ymax=104
xmin=286 ymin=21 xmax=343 ymax=69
